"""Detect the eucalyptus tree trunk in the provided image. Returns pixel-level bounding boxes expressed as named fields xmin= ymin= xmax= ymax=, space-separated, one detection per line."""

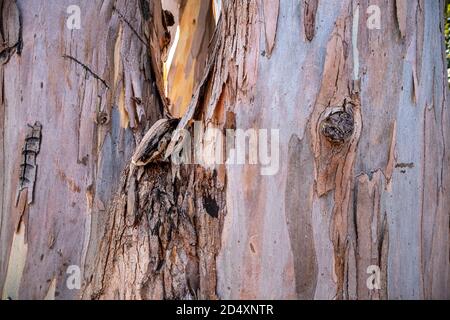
xmin=1 ymin=0 xmax=449 ymax=300
xmin=0 ymin=0 xmax=164 ymax=299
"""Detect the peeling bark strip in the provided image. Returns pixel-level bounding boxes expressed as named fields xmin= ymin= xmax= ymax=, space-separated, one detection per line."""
xmin=303 ymin=0 xmax=318 ymax=41
xmin=0 ymin=0 xmax=165 ymax=299
xmin=131 ymin=118 xmax=179 ymax=166
xmin=0 ymin=0 xmax=448 ymax=301
xmin=0 ymin=0 xmax=22 ymax=64
xmin=81 ymin=1 xmax=227 ymax=299
xmin=165 ymin=0 xmax=215 ymax=117
xmin=262 ymin=0 xmax=279 ymax=56
xmin=114 ymin=6 xmax=149 ymax=48
xmin=147 ymin=0 xmax=172 ymax=115
xmin=15 ymin=122 xmax=42 ymax=206
xmin=395 ymin=0 xmax=407 ymax=39
xmin=165 ymin=21 xmax=222 ymax=157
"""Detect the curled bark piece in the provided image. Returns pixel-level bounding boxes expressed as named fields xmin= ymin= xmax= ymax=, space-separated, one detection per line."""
xmin=132 ymin=118 xmax=179 ymax=166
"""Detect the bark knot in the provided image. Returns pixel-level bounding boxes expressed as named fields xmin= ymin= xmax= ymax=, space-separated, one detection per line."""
xmin=320 ymin=104 xmax=354 ymax=144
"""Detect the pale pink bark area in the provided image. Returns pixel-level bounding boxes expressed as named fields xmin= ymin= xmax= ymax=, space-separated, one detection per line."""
xmin=216 ymin=0 xmax=449 ymax=299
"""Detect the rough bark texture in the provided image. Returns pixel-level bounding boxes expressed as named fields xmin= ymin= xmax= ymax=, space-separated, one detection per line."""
xmin=202 ymin=0 xmax=448 ymax=299
xmin=1 ymin=0 xmax=449 ymax=300
xmin=82 ymin=163 xmax=226 ymax=299
xmin=0 ymin=0 xmax=163 ymax=299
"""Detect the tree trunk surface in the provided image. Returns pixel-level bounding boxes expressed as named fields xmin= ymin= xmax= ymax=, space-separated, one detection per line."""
xmin=1 ymin=0 xmax=449 ymax=300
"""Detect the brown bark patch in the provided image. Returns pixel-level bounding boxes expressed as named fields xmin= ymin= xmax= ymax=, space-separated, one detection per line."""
xmin=303 ymin=0 xmax=319 ymax=41
xmin=395 ymin=0 xmax=407 ymax=39
xmin=351 ymin=171 xmax=389 ymax=299
xmin=83 ymin=163 xmax=226 ymax=300
xmin=0 ymin=0 xmax=22 ymax=64
xmin=285 ymin=134 xmax=318 ymax=299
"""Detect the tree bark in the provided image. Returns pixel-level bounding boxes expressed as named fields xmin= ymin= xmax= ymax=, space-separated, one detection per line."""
xmin=1 ymin=0 xmax=449 ymax=300
xmin=0 ymin=0 xmax=164 ymax=299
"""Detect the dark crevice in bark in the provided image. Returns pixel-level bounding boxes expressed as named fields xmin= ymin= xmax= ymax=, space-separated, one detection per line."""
xmin=62 ymin=55 xmax=110 ymax=89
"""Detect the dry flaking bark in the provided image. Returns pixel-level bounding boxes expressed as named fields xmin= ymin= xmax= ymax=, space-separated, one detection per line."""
xmin=82 ymin=0 xmax=224 ymax=299
xmin=83 ymin=0 xmax=450 ymax=300
xmin=165 ymin=0 xmax=215 ymax=117
xmin=349 ymin=171 xmax=389 ymax=300
xmin=0 ymin=0 xmax=164 ymax=299
xmin=213 ymin=0 xmax=449 ymax=299
xmin=1 ymin=0 xmax=449 ymax=300
xmin=85 ymin=0 xmax=260 ymax=299
xmin=82 ymin=163 xmax=225 ymax=299
xmin=308 ymin=9 xmax=363 ymax=298
xmin=285 ymin=134 xmax=318 ymax=299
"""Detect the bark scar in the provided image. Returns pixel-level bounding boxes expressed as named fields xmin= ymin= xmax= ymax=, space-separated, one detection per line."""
xmin=320 ymin=102 xmax=354 ymax=144
xmin=15 ymin=122 xmax=42 ymax=206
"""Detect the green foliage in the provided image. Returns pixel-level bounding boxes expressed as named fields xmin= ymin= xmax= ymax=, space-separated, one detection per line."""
xmin=446 ymin=2 xmax=450 ymax=83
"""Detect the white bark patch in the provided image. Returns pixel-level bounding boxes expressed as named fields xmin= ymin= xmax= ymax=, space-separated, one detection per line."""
xmin=2 ymin=222 xmax=28 ymax=300
xmin=44 ymin=277 xmax=57 ymax=300
xmin=352 ymin=4 xmax=360 ymax=81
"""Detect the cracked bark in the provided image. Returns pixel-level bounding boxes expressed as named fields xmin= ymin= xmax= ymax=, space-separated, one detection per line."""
xmin=0 ymin=0 xmax=449 ymax=300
